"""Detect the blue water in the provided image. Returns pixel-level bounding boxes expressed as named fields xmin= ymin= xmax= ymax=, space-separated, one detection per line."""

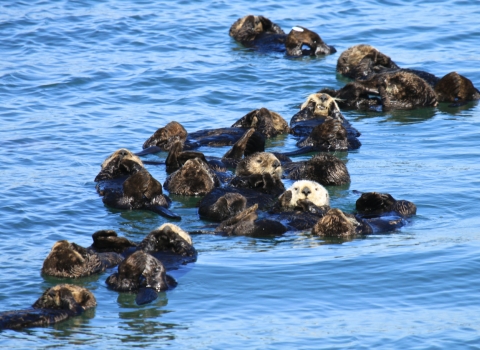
xmin=1 ymin=0 xmax=480 ymax=348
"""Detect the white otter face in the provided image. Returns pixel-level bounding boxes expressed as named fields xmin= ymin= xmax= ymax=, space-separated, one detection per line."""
xmin=287 ymin=180 xmax=330 ymax=207
xmin=300 ymin=93 xmax=339 ymax=117
xmin=238 ymin=152 xmax=282 ymax=179
xmin=158 ymin=223 xmax=192 ymax=245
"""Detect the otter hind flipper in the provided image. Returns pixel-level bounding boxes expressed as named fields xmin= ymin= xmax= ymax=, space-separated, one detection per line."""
xmin=147 ymin=206 xmax=181 ymax=220
xmin=135 ymin=287 xmax=158 ymax=305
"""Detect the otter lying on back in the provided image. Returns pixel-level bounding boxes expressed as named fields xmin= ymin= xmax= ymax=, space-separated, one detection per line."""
xmin=95 ymin=149 xmax=180 ymax=219
xmin=229 ymin=15 xmax=336 ymax=56
xmin=0 ymin=284 xmax=96 ymax=330
xmin=106 ymin=250 xmax=177 ymax=305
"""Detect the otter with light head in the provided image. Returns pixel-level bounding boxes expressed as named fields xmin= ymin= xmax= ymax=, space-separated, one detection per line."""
xmin=0 ymin=284 xmax=96 ymax=330
xmin=136 ymin=223 xmax=197 ymax=270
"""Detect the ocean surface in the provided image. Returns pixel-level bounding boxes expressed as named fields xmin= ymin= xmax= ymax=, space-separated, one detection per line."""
xmin=1 ymin=0 xmax=480 ymax=348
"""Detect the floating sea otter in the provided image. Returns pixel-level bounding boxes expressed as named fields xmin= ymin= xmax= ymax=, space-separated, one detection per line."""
xmin=137 ymin=108 xmax=288 ymax=156
xmin=333 ymin=44 xmax=480 ymax=108
xmin=106 ymin=250 xmax=177 ymax=305
xmin=95 ymin=148 xmax=180 ymax=219
xmin=0 ymin=284 xmax=96 ymax=330
xmin=229 ymin=15 xmax=336 ymax=56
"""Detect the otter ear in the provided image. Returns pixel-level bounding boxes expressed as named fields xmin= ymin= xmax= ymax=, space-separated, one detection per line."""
xmin=258 ymin=16 xmax=273 ymax=30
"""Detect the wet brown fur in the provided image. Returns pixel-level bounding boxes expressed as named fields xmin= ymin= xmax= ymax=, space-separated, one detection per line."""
xmin=142 ymin=121 xmax=187 ymax=151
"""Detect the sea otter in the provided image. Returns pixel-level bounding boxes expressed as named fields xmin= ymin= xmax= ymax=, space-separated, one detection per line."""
xmin=106 ymin=250 xmax=177 ymax=305
xmin=0 ymin=284 xmax=96 ymax=330
xmin=229 ymin=15 xmax=336 ymax=56
xmin=136 ymin=223 xmax=197 ymax=270
xmin=311 ymin=208 xmax=370 ymax=237
xmin=95 ymin=149 xmax=180 ymax=219
xmin=434 ymin=71 xmax=480 ymax=103
xmin=164 ymin=157 xmax=221 ymax=196
xmin=215 ymin=203 xmax=288 ymax=237
xmin=230 ymin=152 xmax=285 ymax=196
xmin=231 ymin=108 xmax=289 ymax=138
xmin=283 ymin=153 xmax=351 ymax=186
xmin=320 ymin=70 xmax=438 ymax=110
xmin=269 ymin=180 xmax=330 ymax=230
xmin=198 ymin=192 xmax=247 ymax=222
xmin=139 ymin=121 xmax=187 ymax=155
xmin=89 ymin=229 xmax=137 ymax=254
xmin=42 ymin=240 xmax=124 ymax=278
xmin=355 ymin=192 xmax=417 ymax=218
xmin=336 ymin=44 xmax=400 ymax=79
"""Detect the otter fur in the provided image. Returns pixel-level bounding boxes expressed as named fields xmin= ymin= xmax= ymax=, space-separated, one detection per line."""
xmin=164 ymin=157 xmax=220 ymax=196
xmin=0 ymin=284 xmax=96 ymax=330
xmin=95 ymin=148 xmax=144 ymax=182
xmin=434 ymin=71 xmax=480 ymax=103
xmin=355 ymin=192 xmax=417 ymax=218
xmin=42 ymin=240 xmax=124 ymax=278
xmin=215 ymin=204 xmax=288 ymax=237
xmin=231 ymin=108 xmax=289 ymax=138
xmin=198 ymin=192 xmax=247 ymax=222
xmin=312 ymin=208 xmax=361 ymax=237
xmin=106 ymin=250 xmax=177 ymax=305
xmin=140 ymin=121 xmax=188 ymax=154
xmin=283 ymin=153 xmax=351 ymax=186
xmin=235 ymin=152 xmax=282 ymax=179
xmin=136 ymin=223 xmax=197 ymax=270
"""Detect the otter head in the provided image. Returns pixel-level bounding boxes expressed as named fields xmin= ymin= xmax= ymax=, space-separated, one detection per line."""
xmin=137 ymin=223 xmax=195 ymax=257
xmin=42 ymin=241 xmax=88 ymax=276
xmin=232 ymin=108 xmax=289 ymax=137
xmin=285 ymin=180 xmax=330 ymax=207
xmin=229 ymin=15 xmax=285 ymax=43
xmin=356 ymin=192 xmax=396 ymax=216
xmin=235 ymin=152 xmax=282 ymax=180
xmin=142 ymin=121 xmax=187 ymax=151
xmin=300 ymin=93 xmax=340 ymax=117
xmin=285 ymin=26 xmax=336 ymax=57
xmin=304 ymin=154 xmax=351 ymax=186
xmin=32 ymin=284 xmax=96 ymax=312
xmin=312 ymin=208 xmax=356 ymax=237
xmin=95 ymin=148 xmax=144 ymax=181
xmin=336 ymin=44 xmax=398 ymax=78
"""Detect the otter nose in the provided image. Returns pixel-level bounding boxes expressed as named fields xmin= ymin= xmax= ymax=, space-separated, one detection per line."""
xmin=320 ymin=94 xmax=328 ymax=102
xmin=301 ymin=187 xmax=311 ymax=197
xmin=273 ymin=160 xmax=280 ymax=168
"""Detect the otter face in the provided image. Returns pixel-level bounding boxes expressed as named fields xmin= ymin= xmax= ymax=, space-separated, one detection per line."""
xmin=236 ymin=152 xmax=282 ymax=179
xmin=285 ymin=26 xmax=336 ymax=57
xmin=100 ymin=148 xmax=143 ymax=170
xmin=300 ymin=93 xmax=340 ymax=117
xmin=287 ymin=180 xmax=330 ymax=207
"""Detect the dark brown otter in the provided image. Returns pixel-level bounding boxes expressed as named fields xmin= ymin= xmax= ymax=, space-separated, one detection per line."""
xmin=434 ymin=71 xmax=480 ymax=103
xmin=312 ymin=208 xmax=364 ymax=237
xmin=229 ymin=15 xmax=335 ymax=56
xmin=231 ymin=108 xmax=289 ymax=138
xmin=42 ymin=240 xmax=124 ymax=278
xmin=106 ymin=250 xmax=177 ymax=305
xmin=198 ymin=192 xmax=247 ymax=222
xmin=336 ymin=44 xmax=399 ymax=79
xmin=140 ymin=121 xmax=187 ymax=154
xmin=0 ymin=284 xmax=96 ymax=330
xmin=89 ymin=229 xmax=137 ymax=254
xmin=321 ymin=70 xmax=438 ymax=110
xmin=215 ymin=204 xmax=287 ymax=237
xmin=283 ymin=153 xmax=351 ymax=186
xmin=164 ymin=157 xmax=221 ymax=196
xmin=356 ymin=192 xmax=417 ymax=218
xmin=95 ymin=148 xmax=144 ymax=182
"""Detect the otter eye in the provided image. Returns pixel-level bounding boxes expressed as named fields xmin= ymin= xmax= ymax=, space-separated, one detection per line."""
xmin=257 ymin=159 xmax=262 ymax=163
xmin=294 ymin=187 xmax=298 ymax=191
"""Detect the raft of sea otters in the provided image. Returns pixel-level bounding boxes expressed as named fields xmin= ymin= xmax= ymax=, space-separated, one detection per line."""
xmin=2 ymin=14 xmax=478 ymax=330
